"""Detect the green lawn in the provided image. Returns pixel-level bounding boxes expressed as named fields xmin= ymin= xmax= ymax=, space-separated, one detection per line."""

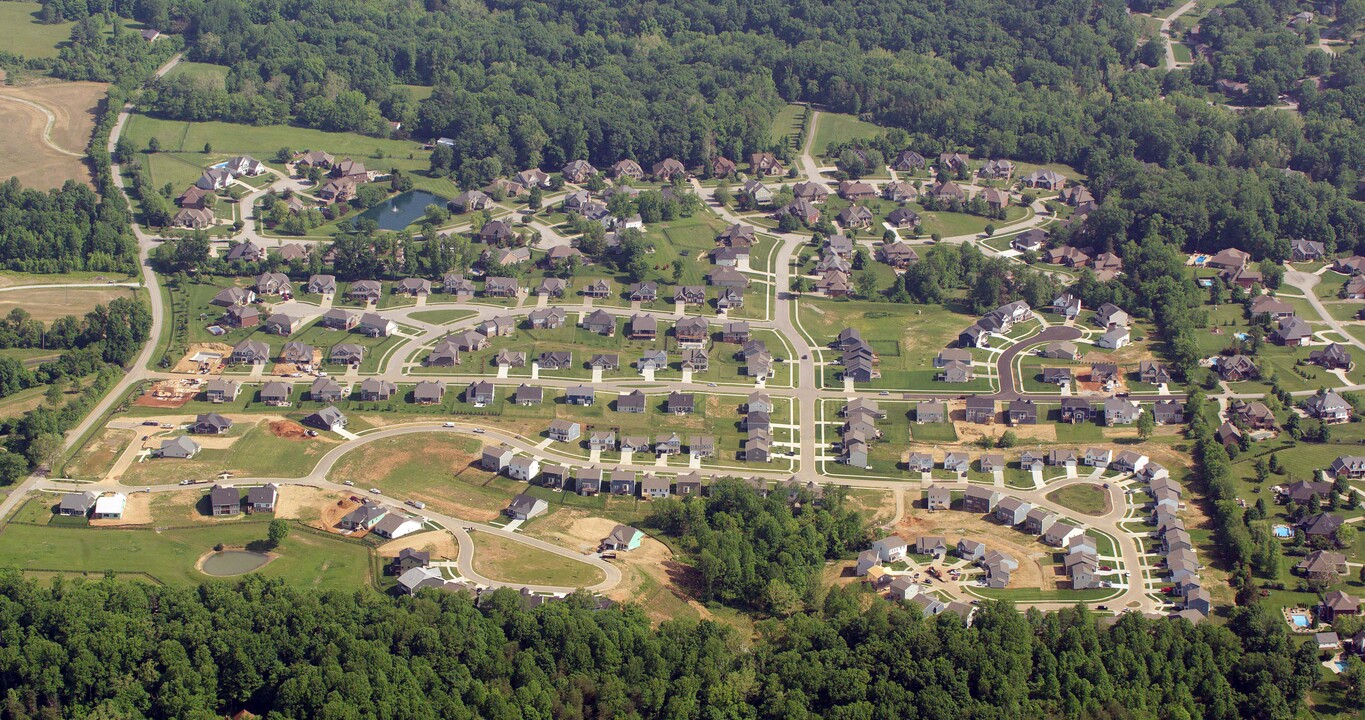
xmin=1172 ymin=42 xmax=1193 ymax=63
xmin=0 ymin=521 xmax=375 ymax=590
xmin=408 ymin=309 xmax=479 ymax=325
xmin=910 ymin=422 xmax=959 ymax=443
xmin=0 ymin=2 xmax=75 ymax=58
xmin=812 ymin=113 xmax=884 ymax=155
xmin=164 ymin=61 xmax=229 ymax=89
xmin=470 ymin=531 xmax=605 ymax=587
xmin=768 ymin=104 xmax=808 ymax=152
xmin=144 ymin=152 xmax=217 ymax=193
xmin=117 ymin=423 xmax=343 ymax=485
xmin=122 ymin=114 xmax=421 ymax=159
xmin=799 ymin=297 xmax=988 ymax=390
xmin=968 ymin=586 xmax=1119 ymax=602
xmin=1045 ymin=484 xmax=1109 ymax=516
xmin=399 ymin=84 xmax=435 ymax=101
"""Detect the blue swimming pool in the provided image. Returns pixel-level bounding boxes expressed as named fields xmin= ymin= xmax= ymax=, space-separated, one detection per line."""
xmin=1335 ymin=660 xmax=1349 ymax=673
xmin=1291 ymin=614 xmax=1311 ymax=628
xmin=1273 ymin=525 xmax=1293 ymax=538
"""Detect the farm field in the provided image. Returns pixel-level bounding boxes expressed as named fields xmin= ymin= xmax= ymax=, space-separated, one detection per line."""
xmin=0 ymin=80 xmax=108 ymax=189
xmin=0 ymin=285 xmax=140 ymax=323
xmin=0 ymin=520 xmax=373 ymax=589
xmin=0 ymin=270 xmax=137 ymax=288
xmin=469 ymin=530 xmax=605 ymax=587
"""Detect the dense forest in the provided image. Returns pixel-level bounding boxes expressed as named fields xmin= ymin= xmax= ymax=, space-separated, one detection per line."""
xmin=0 ymin=570 xmax=1333 ymax=720
xmin=0 ymin=180 xmax=137 ymax=275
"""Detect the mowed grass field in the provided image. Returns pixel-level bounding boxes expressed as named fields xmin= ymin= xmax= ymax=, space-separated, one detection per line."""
xmin=768 ymin=103 xmax=808 ymax=152
xmin=469 ymin=531 xmax=605 ymax=587
xmin=118 ymin=422 xmax=342 ymax=486
xmin=122 ymin=114 xmax=422 ymax=159
xmin=812 ymin=112 xmax=883 ymax=154
xmin=0 ymin=521 xmax=373 ymax=589
xmin=0 ymin=3 xmax=75 ymax=58
xmin=0 ymin=80 xmax=108 ymax=189
xmin=163 ymin=61 xmax=229 ymax=89
xmin=0 ymin=285 xmax=140 ymax=322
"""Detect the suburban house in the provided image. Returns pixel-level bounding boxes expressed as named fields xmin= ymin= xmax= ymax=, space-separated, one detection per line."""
xmin=964 ymin=397 xmax=995 ymax=424
xmin=566 ymin=385 xmax=595 ymax=406
xmin=304 ymin=406 xmax=347 ymax=432
xmin=209 ymin=485 xmax=240 ymax=516
xmin=1304 ymin=391 xmax=1353 ymax=423
xmin=505 ymin=493 xmax=549 ymax=521
xmin=547 ymin=420 xmax=581 ymax=443
xmin=963 ymin=486 xmax=1002 ymax=513
xmin=158 ymin=436 xmax=201 ymax=460
xmin=191 ymin=413 xmax=233 ymax=435
xmin=1310 ymin=343 xmax=1353 ymax=370
xmin=247 ymin=484 xmax=278 ymax=513
xmin=205 ymin=379 xmax=241 ymax=403
xmin=466 ymin=381 xmax=496 ymax=405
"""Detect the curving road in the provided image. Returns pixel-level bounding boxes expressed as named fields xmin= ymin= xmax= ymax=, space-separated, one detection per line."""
xmin=993 ymin=325 xmax=1082 ymax=400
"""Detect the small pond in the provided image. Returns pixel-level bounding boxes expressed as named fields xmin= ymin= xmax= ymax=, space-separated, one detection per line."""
xmin=201 ymin=550 xmax=272 ymax=576
xmin=353 ymin=190 xmax=448 ymax=231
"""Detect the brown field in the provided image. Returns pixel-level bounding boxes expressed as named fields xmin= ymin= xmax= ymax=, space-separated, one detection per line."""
xmin=272 ymin=486 xmax=344 ymax=523
xmin=0 ymin=286 xmax=139 ymax=323
xmin=0 ymin=80 xmax=107 ymax=189
xmin=65 ymin=428 xmax=136 ymax=479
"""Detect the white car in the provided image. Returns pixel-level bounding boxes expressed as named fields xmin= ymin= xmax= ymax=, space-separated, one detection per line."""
xmin=472 ymin=428 xmax=485 ymax=434
xmin=369 ymin=488 xmax=382 ymax=495
xmin=343 ymin=480 xmax=354 ymax=486
xmin=443 ymin=422 xmax=456 ymax=428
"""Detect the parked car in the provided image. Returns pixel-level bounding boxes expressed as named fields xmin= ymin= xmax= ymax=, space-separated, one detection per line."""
xmin=369 ymin=488 xmax=382 ymax=494
xmin=443 ymin=422 xmax=456 ymax=427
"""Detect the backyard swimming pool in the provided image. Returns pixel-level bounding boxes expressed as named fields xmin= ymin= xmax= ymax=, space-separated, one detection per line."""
xmin=1273 ymin=525 xmax=1293 ymax=538
xmin=1291 ymin=614 xmax=1311 ymax=628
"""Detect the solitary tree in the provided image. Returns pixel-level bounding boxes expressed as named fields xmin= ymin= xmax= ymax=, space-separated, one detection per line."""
xmin=268 ymin=519 xmax=290 ymax=548
xmin=1137 ymin=410 xmax=1154 ymax=440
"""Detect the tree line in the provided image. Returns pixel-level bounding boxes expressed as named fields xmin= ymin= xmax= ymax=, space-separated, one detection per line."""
xmin=0 ymin=567 xmax=1336 ymax=719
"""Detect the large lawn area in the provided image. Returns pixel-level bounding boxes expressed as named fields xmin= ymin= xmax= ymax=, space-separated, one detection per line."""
xmin=0 ymin=2 xmax=75 ymax=58
xmin=0 ymin=521 xmax=374 ymax=589
xmin=0 ymin=285 xmax=141 ymax=323
xmin=812 ymin=113 xmax=883 ymax=155
xmin=1045 ymin=484 xmax=1110 ymax=516
xmin=122 ymin=114 xmax=422 ymax=160
xmin=769 ymin=104 xmax=808 ymax=152
xmin=163 ymin=61 xmax=230 ymax=89
xmin=117 ymin=422 xmax=342 ymax=485
xmin=469 ymin=530 xmax=605 ymax=587
xmin=800 ymin=297 xmax=991 ymax=390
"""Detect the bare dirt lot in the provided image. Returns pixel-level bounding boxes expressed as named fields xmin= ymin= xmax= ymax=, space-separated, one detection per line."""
xmin=377 ymin=530 xmax=458 ymax=561
xmin=316 ymin=496 xmax=363 ymax=533
xmin=0 ymin=80 xmax=107 ymax=189
xmin=896 ymin=510 xmax=1055 ymax=591
xmin=171 ymin=343 xmax=232 ymax=375
xmin=270 ymin=420 xmax=309 ymax=439
xmin=89 ymin=492 xmax=153 ymax=527
xmin=135 ymin=379 xmax=208 ymax=408
xmin=0 ymin=286 xmax=139 ymax=324
xmin=951 ymin=420 xmax=1057 ymax=445
xmin=272 ymin=486 xmax=344 ymax=523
